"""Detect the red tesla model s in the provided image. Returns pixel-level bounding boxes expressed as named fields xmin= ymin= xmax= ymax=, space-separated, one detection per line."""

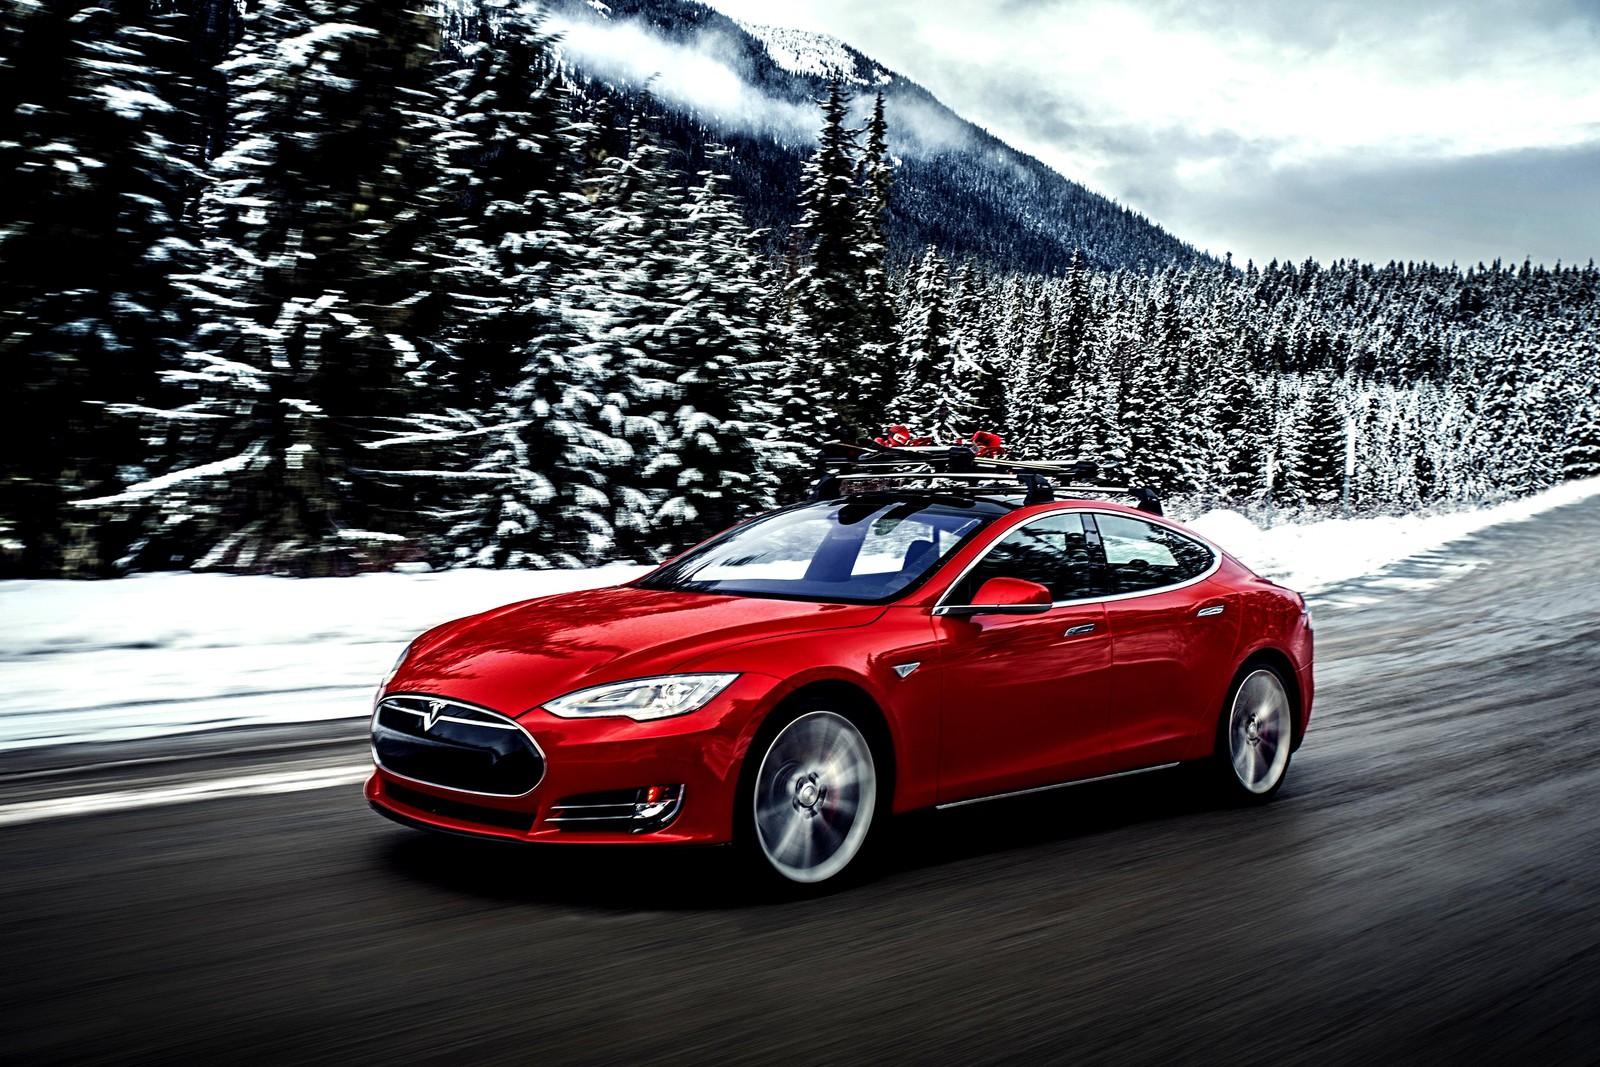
xmin=367 ymin=444 xmax=1314 ymax=886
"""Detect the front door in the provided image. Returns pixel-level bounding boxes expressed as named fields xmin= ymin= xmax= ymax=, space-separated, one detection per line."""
xmin=934 ymin=511 xmax=1113 ymax=803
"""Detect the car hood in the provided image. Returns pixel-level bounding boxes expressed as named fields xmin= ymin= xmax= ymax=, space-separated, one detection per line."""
xmin=388 ymin=583 xmax=885 ymax=716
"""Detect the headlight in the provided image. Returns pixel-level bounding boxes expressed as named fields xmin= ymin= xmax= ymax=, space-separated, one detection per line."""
xmin=375 ymin=641 xmax=413 ymax=704
xmin=543 ymin=673 xmax=740 ymax=722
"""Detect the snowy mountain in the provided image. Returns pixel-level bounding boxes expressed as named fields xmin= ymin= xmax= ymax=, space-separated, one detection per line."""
xmin=539 ymin=0 xmax=1206 ymax=274
xmin=735 ymin=22 xmax=893 ymax=87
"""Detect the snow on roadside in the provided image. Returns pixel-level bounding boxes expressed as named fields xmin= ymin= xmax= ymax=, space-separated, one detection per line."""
xmin=4 ymin=475 xmax=1600 ymax=751
xmin=0 ymin=565 xmax=647 ymax=751
xmin=1184 ymin=475 xmax=1600 ymax=595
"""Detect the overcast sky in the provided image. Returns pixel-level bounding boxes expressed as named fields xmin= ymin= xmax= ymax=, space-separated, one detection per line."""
xmin=703 ymin=0 xmax=1600 ymax=268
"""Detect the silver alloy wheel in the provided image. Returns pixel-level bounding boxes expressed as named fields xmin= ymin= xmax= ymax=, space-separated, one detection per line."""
xmin=753 ymin=710 xmax=877 ymax=884
xmin=1228 ymin=669 xmax=1292 ymax=794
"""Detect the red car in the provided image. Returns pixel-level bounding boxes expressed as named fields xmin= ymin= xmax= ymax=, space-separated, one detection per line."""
xmin=367 ymin=447 xmax=1314 ymax=886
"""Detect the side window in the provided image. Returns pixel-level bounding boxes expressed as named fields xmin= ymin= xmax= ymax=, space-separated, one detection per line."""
xmin=1095 ymin=514 xmax=1214 ymax=594
xmin=951 ymin=512 xmax=1098 ymax=604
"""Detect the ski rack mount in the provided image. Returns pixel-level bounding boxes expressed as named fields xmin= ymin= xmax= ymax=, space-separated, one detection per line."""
xmin=810 ymin=440 xmax=1163 ymax=515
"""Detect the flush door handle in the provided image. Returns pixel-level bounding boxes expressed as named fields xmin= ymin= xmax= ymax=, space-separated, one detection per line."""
xmin=1196 ymin=604 xmax=1225 ymax=618
xmin=1064 ymin=623 xmax=1097 ymax=637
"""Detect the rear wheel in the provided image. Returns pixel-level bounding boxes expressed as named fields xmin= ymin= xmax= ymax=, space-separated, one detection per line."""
xmin=1215 ymin=665 xmax=1293 ymax=800
xmin=746 ymin=707 xmax=880 ymax=885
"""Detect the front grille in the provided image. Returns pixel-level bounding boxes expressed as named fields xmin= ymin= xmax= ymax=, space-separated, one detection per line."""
xmin=372 ymin=694 xmax=544 ymax=796
xmin=548 ymin=785 xmax=684 ymax=833
xmin=383 ymin=782 xmax=535 ymax=832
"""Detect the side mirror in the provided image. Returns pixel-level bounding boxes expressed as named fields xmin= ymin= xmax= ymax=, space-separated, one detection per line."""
xmin=937 ymin=576 xmax=1053 ymax=617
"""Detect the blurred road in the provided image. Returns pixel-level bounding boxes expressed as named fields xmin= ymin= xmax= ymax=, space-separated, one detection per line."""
xmin=4 ymin=499 xmax=1600 ymax=1065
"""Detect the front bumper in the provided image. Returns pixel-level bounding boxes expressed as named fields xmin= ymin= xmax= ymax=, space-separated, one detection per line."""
xmin=366 ymin=674 xmax=777 ymax=844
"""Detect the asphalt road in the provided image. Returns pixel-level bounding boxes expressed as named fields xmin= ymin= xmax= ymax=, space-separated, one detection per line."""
xmin=5 ymin=498 xmax=1600 ymax=1065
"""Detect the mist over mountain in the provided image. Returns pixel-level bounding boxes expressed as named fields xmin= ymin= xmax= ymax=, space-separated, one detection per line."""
xmin=540 ymin=0 xmax=1208 ymax=274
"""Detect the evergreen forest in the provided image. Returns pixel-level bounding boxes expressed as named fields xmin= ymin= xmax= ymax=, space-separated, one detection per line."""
xmin=3 ymin=0 xmax=1597 ymax=578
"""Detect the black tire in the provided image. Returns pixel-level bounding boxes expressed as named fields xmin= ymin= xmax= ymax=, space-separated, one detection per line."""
xmin=1211 ymin=662 xmax=1295 ymax=802
xmin=736 ymin=697 xmax=886 ymax=889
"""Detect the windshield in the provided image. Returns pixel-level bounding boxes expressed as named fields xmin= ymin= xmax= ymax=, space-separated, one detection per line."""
xmin=638 ymin=498 xmax=1006 ymax=603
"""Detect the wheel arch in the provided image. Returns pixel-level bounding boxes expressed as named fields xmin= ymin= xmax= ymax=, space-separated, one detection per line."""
xmin=742 ymin=678 xmax=898 ymax=812
xmin=1234 ymin=647 xmax=1305 ymax=749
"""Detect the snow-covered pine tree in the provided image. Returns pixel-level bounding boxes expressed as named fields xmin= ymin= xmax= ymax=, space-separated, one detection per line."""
xmin=1 ymin=0 xmax=198 ymax=576
xmin=1189 ymin=259 xmax=1263 ymax=498
xmin=434 ymin=0 xmax=571 ymax=408
xmin=1561 ymin=381 xmax=1600 ymax=481
xmin=646 ymin=165 xmax=785 ymax=555
xmin=129 ymin=0 xmax=454 ymax=575
xmin=854 ymin=91 xmax=899 ymax=429
xmin=1089 ymin=287 xmax=1142 ymax=480
xmin=1005 ymin=280 xmax=1055 ymax=456
xmin=430 ymin=1 xmax=621 ymax=569
xmin=1048 ymin=251 xmax=1096 ymax=458
xmin=894 ymin=247 xmax=951 ymax=429
xmin=785 ymin=79 xmax=892 ymax=444
xmin=915 ymin=253 xmax=1597 ymax=512
xmin=1119 ymin=279 xmax=1183 ymax=492
xmin=948 ymin=261 xmax=1003 ymax=434
xmin=156 ymin=0 xmax=249 ymax=166
xmin=570 ymin=103 xmax=696 ymax=560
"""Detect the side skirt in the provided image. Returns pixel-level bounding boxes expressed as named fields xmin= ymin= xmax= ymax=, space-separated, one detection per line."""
xmin=933 ymin=762 xmax=1182 ymax=811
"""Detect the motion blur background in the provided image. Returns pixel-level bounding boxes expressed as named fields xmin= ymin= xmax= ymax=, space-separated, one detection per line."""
xmin=4 ymin=0 xmax=1599 ymax=1062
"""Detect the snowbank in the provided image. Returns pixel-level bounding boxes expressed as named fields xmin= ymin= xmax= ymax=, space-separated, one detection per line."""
xmin=0 ymin=565 xmax=647 ymax=751
xmin=1185 ymin=475 xmax=1600 ymax=595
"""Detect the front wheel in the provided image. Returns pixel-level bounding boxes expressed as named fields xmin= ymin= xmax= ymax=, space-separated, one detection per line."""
xmin=1214 ymin=665 xmax=1294 ymax=800
xmin=746 ymin=708 xmax=880 ymax=885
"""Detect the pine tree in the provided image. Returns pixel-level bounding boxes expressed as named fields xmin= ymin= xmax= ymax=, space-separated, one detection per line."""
xmin=571 ymin=105 xmax=694 ymax=560
xmin=0 ymin=0 xmax=199 ymax=576
xmin=1027 ymin=252 xmax=1098 ymax=460
xmin=785 ymin=79 xmax=892 ymax=443
xmin=854 ymin=92 xmax=899 ymax=432
xmin=1007 ymin=281 xmax=1056 ymax=456
xmin=130 ymin=0 xmax=454 ymax=574
xmin=1297 ymin=372 xmax=1346 ymax=505
xmin=434 ymin=0 xmax=571 ymax=408
xmin=947 ymin=262 xmax=1001 ymax=435
xmin=648 ymin=167 xmax=784 ymax=554
xmin=894 ymin=247 xmax=951 ymax=428
xmin=1120 ymin=283 xmax=1182 ymax=492
xmin=434 ymin=2 xmax=621 ymax=569
xmin=1561 ymin=380 xmax=1600 ymax=481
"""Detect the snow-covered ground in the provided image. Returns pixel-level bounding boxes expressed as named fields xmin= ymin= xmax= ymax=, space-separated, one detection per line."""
xmin=1185 ymin=475 xmax=1600 ymax=595
xmin=5 ymin=476 xmax=1599 ymax=753
xmin=0 ymin=565 xmax=648 ymax=752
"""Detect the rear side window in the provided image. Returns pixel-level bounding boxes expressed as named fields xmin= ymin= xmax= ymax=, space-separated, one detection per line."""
xmin=1095 ymin=514 xmax=1214 ymax=594
xmin=949 ymin=512 xmax=1098 ymax=604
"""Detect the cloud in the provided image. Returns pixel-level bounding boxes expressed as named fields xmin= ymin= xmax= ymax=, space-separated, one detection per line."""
xmin=545 ymin=14 xmax=819 ymax=141
xmin=1162 ymin=143 xmax=1600 ymax=267
xmin=704 ymin=0 xmax=1600 ymax=264
xmin=544 ymin=11 xmax=992 ymax=161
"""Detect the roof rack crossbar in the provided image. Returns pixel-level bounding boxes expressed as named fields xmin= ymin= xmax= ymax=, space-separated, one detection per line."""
xmin=810 ymin=440 xmax=1164 ymax=515
xmin=831 ymin=472 xmax=1133 ymax=494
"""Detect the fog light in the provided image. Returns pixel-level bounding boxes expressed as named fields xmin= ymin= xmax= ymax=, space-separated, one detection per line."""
xmin=635 ymin=784 xmax=684 ymax=825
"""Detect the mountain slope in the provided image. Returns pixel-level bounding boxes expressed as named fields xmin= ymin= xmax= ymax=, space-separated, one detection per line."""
xmin=542 ymin=0 xmax=1207 ymax=274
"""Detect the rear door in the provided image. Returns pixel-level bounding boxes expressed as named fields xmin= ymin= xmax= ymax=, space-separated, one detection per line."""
xmin=1091 ymin=512 xmax=1240 ymax=767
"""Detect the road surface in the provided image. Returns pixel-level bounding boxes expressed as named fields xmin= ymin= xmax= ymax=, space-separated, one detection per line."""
xmin=4 ymin=498 xmax=1600 ymax=1065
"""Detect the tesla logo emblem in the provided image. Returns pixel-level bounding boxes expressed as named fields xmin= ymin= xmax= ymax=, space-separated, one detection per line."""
xmin=892 ymin=662 xmax=920 ymax=679
xmin=421 ymin=700 xmax=446 ymax=731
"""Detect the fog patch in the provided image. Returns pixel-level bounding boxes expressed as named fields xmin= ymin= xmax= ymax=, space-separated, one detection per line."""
xmin=546 ymin=14 xmax=820 ymax=142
